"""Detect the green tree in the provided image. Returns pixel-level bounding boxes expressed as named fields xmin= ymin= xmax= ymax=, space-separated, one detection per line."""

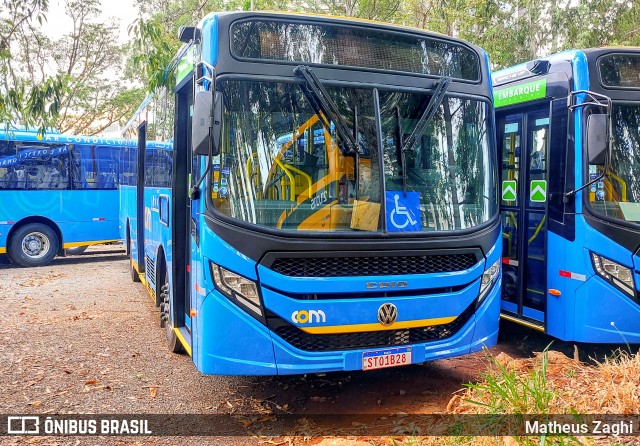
xmin=0 ymin=0 xmax=64 ymax=131
xmin=130 ymin=0 xmax=640 ymax=86
xmin=6 ymin=0 xmax=144 ymax=135
xmin=551 ymin=0 xmax=640 ymax=51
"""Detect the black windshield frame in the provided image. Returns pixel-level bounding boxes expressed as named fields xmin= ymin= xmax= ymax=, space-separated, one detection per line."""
xmin=583 ymin=100 xmax=640 ymax=231
xmin=204 ymin=73 xmax=498 ymax=239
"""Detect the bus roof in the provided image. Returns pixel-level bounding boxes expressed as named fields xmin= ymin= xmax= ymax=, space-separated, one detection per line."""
xmin=196 ymin=10 xmax=485 ymax=55
xmin=199 ymin=10 xmax=455 ymax=41
xmin=492 ymin=47 xmax=640 ymax=85
xmin=0 ymin=130 xmax=172 ymax=149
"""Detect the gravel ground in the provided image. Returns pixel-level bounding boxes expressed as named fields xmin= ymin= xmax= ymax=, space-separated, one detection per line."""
xmin=1 ymin=245 xmax=617 ymax=445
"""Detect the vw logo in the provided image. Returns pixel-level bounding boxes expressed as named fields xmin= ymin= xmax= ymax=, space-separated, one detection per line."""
xmin=377 ymin=303 xmax=398 ymax=326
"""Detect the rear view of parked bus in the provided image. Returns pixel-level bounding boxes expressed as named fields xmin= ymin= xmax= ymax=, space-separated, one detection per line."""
xmin=126 ymin=11 xmax=502 ymax=375
xmin=0 ymin=130 xmax=122 ymax=267
xmin=493 ymin=48 xmax=640 ymax=342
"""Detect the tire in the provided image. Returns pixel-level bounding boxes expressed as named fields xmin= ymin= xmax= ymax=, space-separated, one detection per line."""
xmin=66 ymin=245 xmax=89 ymax=255
xmin=8 ymin=223 xmax=59 ymax=267
xmin=159 ymin=270 xmax=184 ymax=353
xmin=130 ymin=257 xmax=141 ymax=282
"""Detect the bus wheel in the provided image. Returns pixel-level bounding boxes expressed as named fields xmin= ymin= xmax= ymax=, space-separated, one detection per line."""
xmin=159 ymin=270 xmax=184 ymax=353
xmin=67 ymin=245 xmax=89 ymax=255
xmin=8 ymin=223 xmax=58 ymax=267
xmin=130 ymin=258 xmax=141 ymax=282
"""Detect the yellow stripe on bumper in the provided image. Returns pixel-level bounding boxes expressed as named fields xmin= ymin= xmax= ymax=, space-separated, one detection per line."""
xmin=299 ymin=316 xmax=457 ymax=334
xmin=63 ymin=239 xmax=119 ymax=249
xmin=0 ymin=247 xmax=6 ymax=254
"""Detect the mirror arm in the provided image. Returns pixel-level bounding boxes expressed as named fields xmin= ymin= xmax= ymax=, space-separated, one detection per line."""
xmin=563 ymin=169 xmax=606 ymax=203
xmin=563 ymin=90 xmax=613 ymax=202
xmin=190 ymin=119 xmax=215 ymax=200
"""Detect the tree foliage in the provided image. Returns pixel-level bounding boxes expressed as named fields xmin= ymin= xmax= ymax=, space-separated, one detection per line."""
xmin=5 ymin=0 xmax=640 ymax=133
xmin=131 ymin=0 xmax=640 ymax=92
xmin=2 ymin=0 xmax=144 ymax=135
xmin=0 ymin=0 xmax=64 ymax=131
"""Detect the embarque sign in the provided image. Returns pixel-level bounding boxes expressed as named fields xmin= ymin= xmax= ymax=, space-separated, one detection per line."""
xmin=494 ymin=79 xmax=547 ymax=108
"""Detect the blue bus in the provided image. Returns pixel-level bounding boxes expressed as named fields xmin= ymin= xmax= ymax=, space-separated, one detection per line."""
xmin=0 ymin=130 xmax=126 ymax=267
xmin=123 ymin=11 xmax=502 ymax=375
xmin=493 ymin=48 xmax=640 ymax=342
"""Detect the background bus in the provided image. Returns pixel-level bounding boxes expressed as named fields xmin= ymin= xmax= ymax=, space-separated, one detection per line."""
xmin=0 ymin=130 xmax=124 ymax=267
xmin=493 ymin=48 xmax=640 ymax=343
xmin=123 ymin=11 xmax=502 ymax=375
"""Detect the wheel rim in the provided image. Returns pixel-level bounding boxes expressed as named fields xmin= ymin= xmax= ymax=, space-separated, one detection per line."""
xmin=21 ymin=232 xmax=51 ymax=259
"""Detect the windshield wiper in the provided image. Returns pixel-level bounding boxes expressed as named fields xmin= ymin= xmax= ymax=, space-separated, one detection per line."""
xmin=294 ymin=65 xmax=359 ymax=156
xmin=399 ymin=76 xmax=452 ymax=195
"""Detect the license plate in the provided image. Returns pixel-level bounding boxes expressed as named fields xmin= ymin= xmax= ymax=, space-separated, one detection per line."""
xmin=362 ymin=346 xmax=412 ymax=371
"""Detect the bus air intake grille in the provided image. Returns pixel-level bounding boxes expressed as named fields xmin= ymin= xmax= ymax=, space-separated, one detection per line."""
xmin=270 ymin=254 xmax=477 ymax=277
xmin=269 ymin=302 xmax=475 ymax=352
xmin=146 ymin=256 xmax=156 ymax=286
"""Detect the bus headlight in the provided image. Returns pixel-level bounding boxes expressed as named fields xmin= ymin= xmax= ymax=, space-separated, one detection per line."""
xmin=211 ymin=263 xmax=263 ymax=316
xmin=590 ymin=252 xmax=636 ymax=298
xmin=479 ymin=258 xmax=501 ymax=303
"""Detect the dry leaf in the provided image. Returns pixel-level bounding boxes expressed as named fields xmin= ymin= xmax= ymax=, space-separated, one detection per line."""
xmin=84 ymin=379 xmax=97 ymax=385
xmin=150 ymin=387 xmax=157 ymax=398
xmin=446 ymin=394 xmax=460 ymax=412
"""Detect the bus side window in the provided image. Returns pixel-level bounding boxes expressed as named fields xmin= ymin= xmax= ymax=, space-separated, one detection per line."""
xmin=71 ymin=147 xmax=86 ymax=189
xmin=12 ymin=142 xmax=71 ymax=190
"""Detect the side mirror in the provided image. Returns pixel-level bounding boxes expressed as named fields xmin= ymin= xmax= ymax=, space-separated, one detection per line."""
xmin=586 ymin=113 xmax=609 ymax=165
xmin=192 ymin=91 xmax=222 ymax=157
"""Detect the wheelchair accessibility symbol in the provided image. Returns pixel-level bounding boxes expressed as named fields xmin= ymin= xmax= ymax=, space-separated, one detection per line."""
xmin=386 ymin=191 xmax=421 ymax=232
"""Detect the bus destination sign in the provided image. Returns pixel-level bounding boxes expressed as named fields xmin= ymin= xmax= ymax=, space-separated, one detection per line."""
xmin=494 ymin=79 xmax=547 ymax=108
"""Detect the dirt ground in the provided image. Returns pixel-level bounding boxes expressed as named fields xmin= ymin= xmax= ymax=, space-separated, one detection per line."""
xmin=0 ymin=246 xmax=628 ymax=445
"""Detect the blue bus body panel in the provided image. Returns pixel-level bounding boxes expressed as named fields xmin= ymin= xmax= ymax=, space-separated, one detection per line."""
xmin=119 ymin=185 xmax=138 ymax=261
xmin=191 ymin=224 xmax=501 ymax=375
xmin=546 ymin=231 xmax=570 ymax=340
xmin=0 ymin=131 xmax=133 ymax=254
xmin=201 ymin=14 xmax=219 ymax=67
xmin=143 ymin=188 xmax=173 ymax=290
xmin=261 ymin=282 xmax=480 ymax=329
xmin=0 ymin=188 xmax=119 ymax=250
xmin=552 ymin=216 xmax=640 ymax=343
xmin=193 ymin=278 xmax=500 ymax=375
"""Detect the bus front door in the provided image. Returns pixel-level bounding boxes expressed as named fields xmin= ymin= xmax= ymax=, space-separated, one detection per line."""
xmin=498 ymin=105 xmax=550 ymax=329
xmin=169 ymin=77 xmax=194 ymax=353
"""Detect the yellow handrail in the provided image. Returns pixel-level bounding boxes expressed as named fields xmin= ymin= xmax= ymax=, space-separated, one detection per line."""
xmin=274 ymin=158 xmax=296 ymax=202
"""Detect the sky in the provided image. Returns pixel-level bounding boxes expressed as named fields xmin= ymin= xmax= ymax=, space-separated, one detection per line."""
xmin=42 ymin=0 xmax=139 ymax=42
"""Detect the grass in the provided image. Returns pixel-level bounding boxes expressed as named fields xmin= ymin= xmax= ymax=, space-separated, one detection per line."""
xmin=446 ymin=346 xmax=640 ymax=446
xmin=462 ymin=346 xmax=555 ymax=415
xmin=285 ymin=348 xmax=640 ymax=445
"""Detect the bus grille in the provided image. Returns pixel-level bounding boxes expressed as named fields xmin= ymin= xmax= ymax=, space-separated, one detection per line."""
xmin=269 ymin=302 xmax=475 ymax=352
xmin=270 ymin=254 xmax=477 ymax=277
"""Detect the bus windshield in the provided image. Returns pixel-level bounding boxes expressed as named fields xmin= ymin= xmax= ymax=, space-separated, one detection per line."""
xmin=588 ymin=103 xmax=640 ymax=223
xmin=211 ymin=79 xmax=495 ymax=233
